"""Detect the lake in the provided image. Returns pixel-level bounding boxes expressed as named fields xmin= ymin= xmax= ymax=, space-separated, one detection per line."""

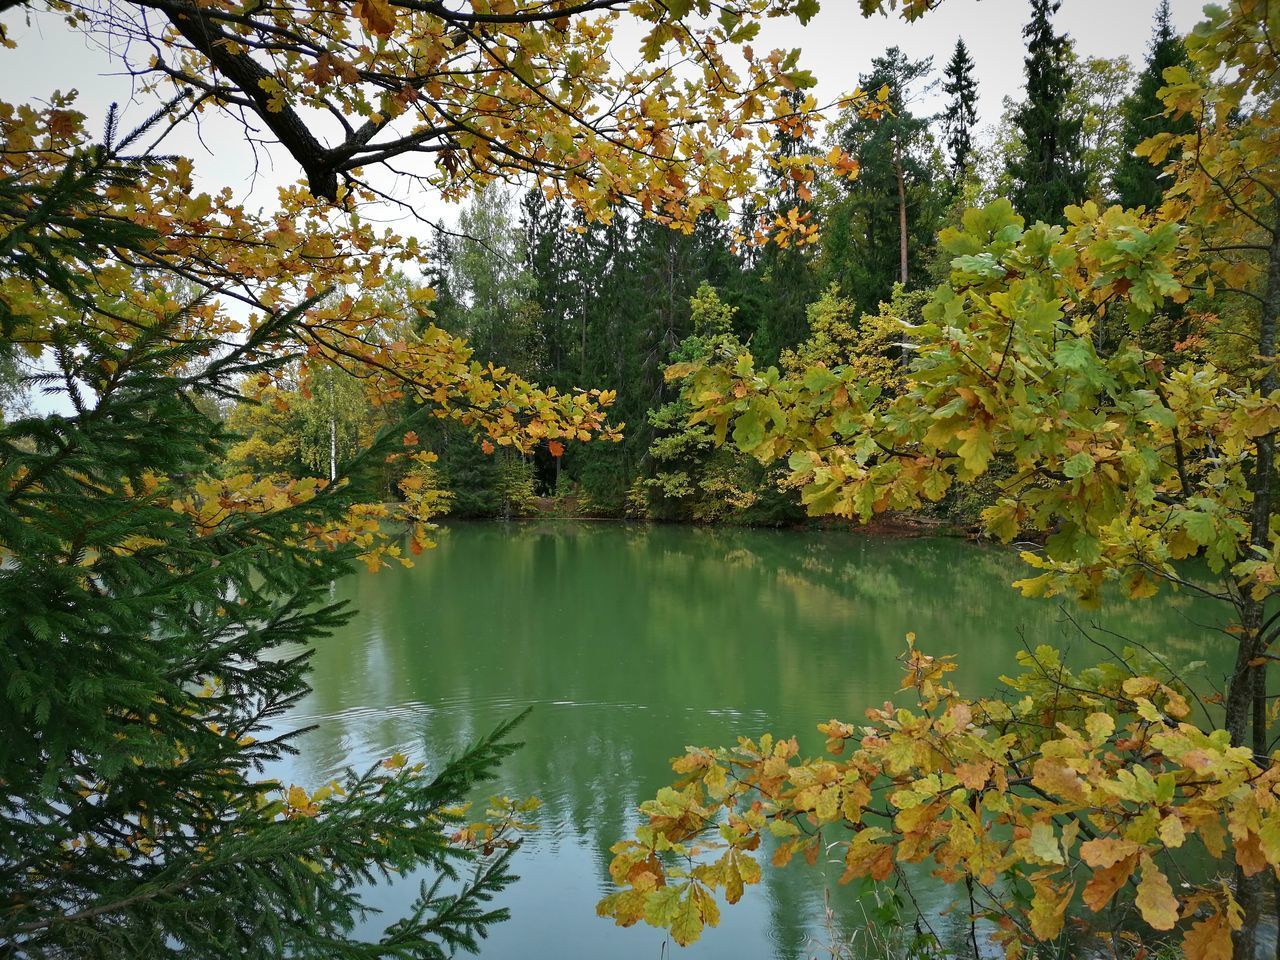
xmin=267 ymin=521 xmax=1232 ymax=959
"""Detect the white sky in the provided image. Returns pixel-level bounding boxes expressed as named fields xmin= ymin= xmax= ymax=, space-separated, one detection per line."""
xmin=1 ymin=0 xmax=1207 ymax=231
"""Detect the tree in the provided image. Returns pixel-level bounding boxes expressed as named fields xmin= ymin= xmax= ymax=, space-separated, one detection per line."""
xmin=825 ymin=47 xmax=946 ymax=313
xmin=779 ymin=282 xmax=923 ymax=397
xmin=521 ymin=190 xmax=580 ymax=391
xmin=224 ymin=380 xmax=306 ymax=479
xmin=1112 ymin=0 xmax=1193 ymax=211
xmin=941 ymin=39 xmax=979 ymax=183
xmin=511 ymin=197 xmax=751 ymax=511
xmin=11 ymin=0 xmax=891 ymax=224
xmin=0 ymin=113 xmax=558 ymax=956
xmin=296 ymin=364 xmax=381 ymax=482
xmin=603 ymin=200 xmax=1280 ymax=960
xmin=740 ymin=90 xmax=826 ymax=366
xmin=601 ymin=2 xmax=1280 ymax=952
xmin=1006 ymin=0 xmax=1087 ymax=223
xmin=1067 ymin=53 xmax=1136 ymax=202
xmin=639 ymin=284 xmax=792 ymax=523
xmin=0 ymin=83 xmax=626 ymax=950
xmin=437 ymin=188 xmax=546 ymax=378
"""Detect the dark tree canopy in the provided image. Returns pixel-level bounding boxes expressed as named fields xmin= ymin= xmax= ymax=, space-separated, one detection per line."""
xmin=1006 ymin=0 xmax=1087 ymax=224
xmin=941 ymin=38 xmax=979 ymax=183
xmin=827 ymin=47 xmax=943 ymax=313
xmin=1112 ymin=0 xmax=1193 ymax=210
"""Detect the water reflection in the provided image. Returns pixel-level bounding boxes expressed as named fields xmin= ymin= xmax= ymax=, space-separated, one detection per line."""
xmin=268 ymin=522 xmax=1233 ymax=959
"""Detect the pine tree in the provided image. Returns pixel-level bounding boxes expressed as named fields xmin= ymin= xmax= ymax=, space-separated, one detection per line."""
xmin=1 ymin=112 xmax=525 ymax=958
xmin=1112 ymin=0 xmax=1192 ymax=210
xmin=941 ymin=39 xmax=979 ymax=183
xmin=827 ymin=47 xmax=945 ymax=314
xmin=742 ymin=90 xmax=822 ymax=366
xmin=1006 ymin=0 xmax=1088 ymax=224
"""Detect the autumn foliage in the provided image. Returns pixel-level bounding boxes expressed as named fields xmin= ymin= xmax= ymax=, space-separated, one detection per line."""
xmin=603 ymin=1 xmax=1280 ymax=956
xmin=600 ymin=639 xmax=1260 ymax=960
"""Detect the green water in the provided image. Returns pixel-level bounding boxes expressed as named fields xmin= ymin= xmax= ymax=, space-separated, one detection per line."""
xmin=270 ymin=521 xmax=1232 ymax=959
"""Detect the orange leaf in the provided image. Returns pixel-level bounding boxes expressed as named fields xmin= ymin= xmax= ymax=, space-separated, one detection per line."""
xmin=548 ymin=440 xmax=565 ymax=457
xmin=481 ymin=440 xmax=495 ymax=455
xmin=954 ymin=761 xmax=992 ymax=790
xmin=1083 ymin=854 xmax=1137 ymax=912
xmin=403 ymin=431 xmax=419 ymax=446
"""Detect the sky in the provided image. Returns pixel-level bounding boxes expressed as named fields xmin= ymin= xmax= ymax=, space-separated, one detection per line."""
xmin=1 ymin=0 xmax=1208 ymax=231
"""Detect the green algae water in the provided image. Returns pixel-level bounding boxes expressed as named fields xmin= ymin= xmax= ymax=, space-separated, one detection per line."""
xmin=267 ymin=522 xmax=1233 ymax=959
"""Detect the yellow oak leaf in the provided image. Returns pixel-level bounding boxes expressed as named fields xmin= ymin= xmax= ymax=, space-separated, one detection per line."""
xmin=1135 ymin=857 xmax=1179 ymax=930
xmin=1080 ymin=836 xmax=1142 ymax=869
xmin=1183 ymin=912 xmax=1232 ymax=960
xmin=1028 ymin=879 xmax=1073 ymax=940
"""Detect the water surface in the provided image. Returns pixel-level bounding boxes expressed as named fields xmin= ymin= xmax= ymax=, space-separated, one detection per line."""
xmin=270 ymin=522 xmax=1231 ymax=959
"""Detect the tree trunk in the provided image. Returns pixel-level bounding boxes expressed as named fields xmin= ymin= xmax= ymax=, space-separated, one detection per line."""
xmin=1228 ymin=199 xmax=1280 ymax=960
xmin=895 ymin=140 xmax=909 ymax=286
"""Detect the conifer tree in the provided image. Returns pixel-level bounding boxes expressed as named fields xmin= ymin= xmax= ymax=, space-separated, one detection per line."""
xmin=1006 ymin=0 xmax=1087 ymax=223
xmin=827 ymin=48 xmax=944 ymax=313
xmin=1112 ymin=0 xmax=1192 ymax=210
xmin=0 ymin=111 xmax=530 ymax=959
xmin=742 ymin=89 xmax=823 ymax=366
xmin=941 ymin=38 xmax=979 ymax=183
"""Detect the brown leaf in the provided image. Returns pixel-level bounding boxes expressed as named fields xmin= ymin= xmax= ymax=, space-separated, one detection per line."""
xmin=354 ymin=0 xmax=397 ymax=37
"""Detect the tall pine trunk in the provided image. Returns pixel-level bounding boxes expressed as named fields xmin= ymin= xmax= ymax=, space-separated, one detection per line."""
xmin=895 ymin=138 xmax=908 ymax=286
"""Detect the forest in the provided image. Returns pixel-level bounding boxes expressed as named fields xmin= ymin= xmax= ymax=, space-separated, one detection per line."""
xmin=215 ymin=3 xmax=1192 ymax=527
xmin=2 ymin=0 xmax=1280 ymax=959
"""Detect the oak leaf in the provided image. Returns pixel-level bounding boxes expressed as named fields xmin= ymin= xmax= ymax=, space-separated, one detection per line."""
xmin=353 ymin=0 xmax=396 ymax=37
xmin=1135 ymin=857 xmax=1179 ymax=930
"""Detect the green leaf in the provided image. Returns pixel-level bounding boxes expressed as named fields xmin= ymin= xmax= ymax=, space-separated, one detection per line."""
xmin=643 ymin=884 xmax=684 ymax=928
xmin=1180 ymin=510 xmax=1215 ymax=546
xmin=794 ymin=0 xmax=820 ymax=24
xmin=951 ymin=253 xmax=1006 ymax=278
xmin=731 ymin=410 xmax=765 ymax=451
xmin=1063 ymin=452 xmax=1094 ymax=478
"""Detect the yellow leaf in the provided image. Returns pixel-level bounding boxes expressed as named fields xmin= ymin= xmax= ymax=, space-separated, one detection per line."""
xmin=1028 ymin=878 xmax=1073 ymax=940
xmin=1028 ymin=820 xmax=1064 ymax=865
xmin=670 ymin=888 xmax=706 ymax=946
xmin=1084 ymin=712 xmax=1114 ymax=745
xmin=1183 ymin=911 xmax=1233 ymax=960
xmin=954 ymin=423 xmax=993 ymax=474
xmin=1159 ymin=814 xmax=1187 ymax=849
xmin=1135 ymin=856 xmax=1179 ymax=930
